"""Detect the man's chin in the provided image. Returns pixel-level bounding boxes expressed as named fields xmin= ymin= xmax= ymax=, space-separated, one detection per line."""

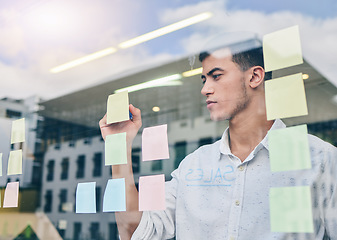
xmin=210 ymin=114 xmax=229 ymax=122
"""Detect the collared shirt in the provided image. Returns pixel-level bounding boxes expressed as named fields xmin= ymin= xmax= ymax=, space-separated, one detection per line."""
xmin=132 ymin=119 xmax=337 ymax=240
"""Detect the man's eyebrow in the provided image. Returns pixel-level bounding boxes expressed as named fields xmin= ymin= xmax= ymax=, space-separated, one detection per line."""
xmin=207 ymin=67 xmax=224 ymax=76
xmin=201 ymin=67 xmax=224 ymax=79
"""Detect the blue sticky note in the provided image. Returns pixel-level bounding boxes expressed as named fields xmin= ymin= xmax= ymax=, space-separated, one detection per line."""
xmin=76 ymin=182 xmax=96 ymax=213
xmin=103 ymin=178 xmax=126 ymax=212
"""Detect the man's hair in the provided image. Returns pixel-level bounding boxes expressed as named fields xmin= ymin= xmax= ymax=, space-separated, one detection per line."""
xmin=199 ymin=47 xmax=272 ymax=80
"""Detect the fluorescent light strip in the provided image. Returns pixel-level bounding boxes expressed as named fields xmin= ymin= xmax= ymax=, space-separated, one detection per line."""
xmin=115 ymin=74 xmax=182 ymax=93
xmin=50 ymin=47 xmax=117 ymax=73
xmin=182 ymin=67 xmax=203 ymax=77
xmin=118 ymin=12 xmax=213 ymax=49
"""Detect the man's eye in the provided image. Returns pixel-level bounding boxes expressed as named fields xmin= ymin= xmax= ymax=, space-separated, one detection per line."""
xmin=213 ymin=74 xmax=221 ymax=80
xmin=202 ymin=79 xmax=206 ymax=84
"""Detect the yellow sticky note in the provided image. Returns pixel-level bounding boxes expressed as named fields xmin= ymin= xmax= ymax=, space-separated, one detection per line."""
xmin=265 ymin=73 xmax=308 ymax=120
xmin=107 ymin=91 xmax=129 ymax=124
xmin=263 ymin=25 xmax=303 ymax=72
xmin=7 ymin=150 xmax=23 ymax=175
xmin=270 ymin=186 xmax=314 ymax=233
xmin=11 ymin=118 xmax=25 ymax=144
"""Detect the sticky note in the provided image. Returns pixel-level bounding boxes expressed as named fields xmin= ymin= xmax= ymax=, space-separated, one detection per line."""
xmin=107 ymin=91 xmax=129 ymax=124
xmin=11 ymin=118 xmax=25 ymax=144
xmin=142 ymin=124 xmax=169 ymax=161
xmin=105 ymin=132 xmax=127 ymax=165
xmin=263 ymin=25 xmax=303 ymax=72
xmin=7 ymin=149 xmax=23 ymax=175
xmin=139 ymin=174 xmax=165 ymax=211
xmin=76 ymin=182 xmax=96 ymax=213
xmin=58 ymin=220 xmax=67 ymax=229
xmin=3 ymin=182 xmax=19 ymax=208
xmin=0 ymin=153 xmax=2 ymax=177
xmin=269 ymin=124 xmax=311 ymax=172
xmin=103 ymin=178 xmax=126 ymax=212
xmin=265 ymin=73 xmax=308 ymax=120
xmin=270 ymin=186 xmax=313 ymax=232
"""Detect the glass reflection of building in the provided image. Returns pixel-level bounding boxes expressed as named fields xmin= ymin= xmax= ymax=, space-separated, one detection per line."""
xmin=30 ymin=38 xmax=337 ymax=239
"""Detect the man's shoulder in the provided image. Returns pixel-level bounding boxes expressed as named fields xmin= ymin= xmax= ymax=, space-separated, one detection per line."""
xmin=307 ymin=133 xmax=336 ymax=160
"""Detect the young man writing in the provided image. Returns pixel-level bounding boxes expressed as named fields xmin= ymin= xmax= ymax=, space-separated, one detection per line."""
xmin=99 ymin=46 xmax=337 ymax=240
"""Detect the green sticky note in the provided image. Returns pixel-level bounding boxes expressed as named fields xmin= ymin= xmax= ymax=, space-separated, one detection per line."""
xmin=0 ymin=153 xmax=2 ymax=177
xmin=265 ymin=73 xmax=308 ymax=120
xmin=270 ymin=186 xmax=314 ymax=233
xmin=11 ymin=118 xmax=25 ymax=144
xmin=263 ymin=25 xmax=303 ymax=72
xmin=7 ymin=150 xmax=23 ymax=175
xmin=269 ymin=124 xmax=311 ymax=172
xmin=107 ymin=91 xmax=129 ymax=124
xmin=105 ymin=132 xmax=127 ymax=165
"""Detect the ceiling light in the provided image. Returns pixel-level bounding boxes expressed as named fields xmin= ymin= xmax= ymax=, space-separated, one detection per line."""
xmin=302 ymin=73 xmax=309 ymax=80
xmin=182 ymin=67 xmax=203 ymax=77
xmin=115 ymin=74 xmax=182 ymax=93
xmin=152 ymin=106 xmax=160 ymax=112
xmin=118 ymin=12 xmax=213 ymax=49
xmin=50 ymin=47 xmax=117 ymax=73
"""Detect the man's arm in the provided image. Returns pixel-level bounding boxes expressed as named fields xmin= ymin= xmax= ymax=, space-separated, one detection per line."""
xmin=99 ymin=104 xmax=142 ymax=239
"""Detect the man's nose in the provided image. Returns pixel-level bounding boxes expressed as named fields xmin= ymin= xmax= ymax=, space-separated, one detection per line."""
xmin=201 ymin=81 xmax=214 ymax=96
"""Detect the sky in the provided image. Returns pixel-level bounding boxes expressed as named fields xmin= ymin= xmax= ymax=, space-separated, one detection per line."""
xmin=1 ymin=0 xmax=337 ymax=100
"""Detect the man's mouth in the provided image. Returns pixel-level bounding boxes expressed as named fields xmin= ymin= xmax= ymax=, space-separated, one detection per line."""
xmin=206 ymin=100 xmax=216 ymax=108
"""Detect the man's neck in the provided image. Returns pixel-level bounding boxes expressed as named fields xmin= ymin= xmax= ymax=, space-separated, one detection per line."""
xmin=228 ymin=102 xmax=274 ymax=162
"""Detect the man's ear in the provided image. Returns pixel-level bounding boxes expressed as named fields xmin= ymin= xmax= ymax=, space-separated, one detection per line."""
xmin=248 ymin=66 xmax=265 ymax=89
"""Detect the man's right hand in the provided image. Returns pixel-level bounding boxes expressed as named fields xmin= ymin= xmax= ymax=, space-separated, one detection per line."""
xmin=99 ymin=104 xmax=142 ymax=145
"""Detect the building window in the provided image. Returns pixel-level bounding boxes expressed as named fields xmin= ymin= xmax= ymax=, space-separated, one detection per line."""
xmin=109 ymin=222 xmax=119 ymax=240
xmin=93 ymin=153 xmax=102 ymax=177
xmin=6 ymin=109 xmax=21 ymax=118
xmin=174 ymin=141 xmax=187 ymax=169
xmin=151 ymin=160 xmax=163 ymax=171
xmin=58 ymin=189 xmax=67 ymax=213
xmin=73 ymin=222 xmax=82 ymax=240
xmin=198 ymin=137 xmax=213 ymax=147
xmin=44 ymin=190 xmax=53 ymax=213
xmin=60 ymin=157 xmax=69 ymax=180
xmin=90 ymin=222 xmax=100 ymax=240
xmin=132 ymin=148 xmax=141 ymax=174
xmin=76 ymin=155 xmax=85 ymax=178
xmin=46 ymin=160 xmax=55 ymax=181
xmin=96 ymin=187 xmax=101 ymax=212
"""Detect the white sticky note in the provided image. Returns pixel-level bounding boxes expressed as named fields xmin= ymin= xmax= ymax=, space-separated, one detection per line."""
xmin=265 ymin=73 xmax=308 ymax=120
xmin=11 ymin=118 xmax=25 ymax=144
xmin=263 ymin=25 xmax=303 ymax=72
xmin=142 ymin=124 xmax=169 ymax=161
xmin=7 ymin=150 xmax=23 ymax=175
xmin=3 ymin=182 xmax=19 ymax=208
xmin=107 ymin=91 xmax=130 ymax=124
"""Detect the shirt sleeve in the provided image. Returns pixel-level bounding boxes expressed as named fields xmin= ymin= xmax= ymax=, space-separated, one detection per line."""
xmin=321 ymin=144 xmax=337 ymax=239
xmin=131 ymin=169 xmax=179 ymax=240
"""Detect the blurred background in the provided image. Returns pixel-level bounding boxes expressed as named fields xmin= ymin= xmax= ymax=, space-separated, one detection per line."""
xmin=0 ymin=0 xmax=337 ymax=239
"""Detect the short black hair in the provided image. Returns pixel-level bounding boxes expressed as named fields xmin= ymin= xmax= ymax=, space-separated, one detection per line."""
xmin=199 ymin=47 xmax=272 ymax=80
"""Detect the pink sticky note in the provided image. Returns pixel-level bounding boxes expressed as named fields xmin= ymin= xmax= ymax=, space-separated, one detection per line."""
xmin=3 ymin=182 xmax=19 ymax=208
xmin=139 ymin=174 xmax=165 ymax=211
xmin=142 ymin=124 xmax=169 ymax=161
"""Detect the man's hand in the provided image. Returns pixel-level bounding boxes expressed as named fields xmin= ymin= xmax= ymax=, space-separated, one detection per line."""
xmin=99 ymin=104 xmax=142 ymax=144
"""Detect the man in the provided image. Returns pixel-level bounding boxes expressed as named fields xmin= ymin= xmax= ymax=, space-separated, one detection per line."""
xmin=99 ymin=46 xmax=337 ymax=240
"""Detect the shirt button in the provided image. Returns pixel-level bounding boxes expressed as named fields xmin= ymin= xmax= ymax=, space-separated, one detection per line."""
xmin=238 ymin=166 xmax=244 ymax=171
xmin=235 ymin=200 xmax=240 ymax=206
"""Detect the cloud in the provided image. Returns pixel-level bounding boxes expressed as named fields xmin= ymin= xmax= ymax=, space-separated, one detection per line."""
xmin=160 ymin=2 xmax=337 ymax=86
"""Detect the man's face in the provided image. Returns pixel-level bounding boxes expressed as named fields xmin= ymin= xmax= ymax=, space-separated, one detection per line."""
xmin=201 ymin=52 xmax=250 ymax=121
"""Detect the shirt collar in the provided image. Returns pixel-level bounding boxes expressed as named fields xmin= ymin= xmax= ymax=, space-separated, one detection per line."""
xmin=219 ymin=119 xmax=286 ymax=155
